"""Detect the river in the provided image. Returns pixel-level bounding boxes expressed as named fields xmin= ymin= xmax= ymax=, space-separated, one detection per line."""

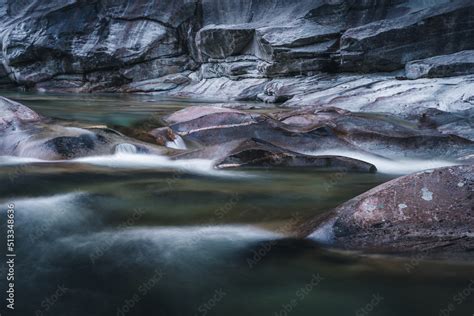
xmin=0 ymin=92 xmax=473 ymax=316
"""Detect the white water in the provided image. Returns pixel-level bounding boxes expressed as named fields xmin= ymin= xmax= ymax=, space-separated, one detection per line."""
xmin=308 ymin=219 xmax=336 ymax=244
xmin=63 ymin=225 xmax=283 ymax=262
xmin=306 ymin=150 xmax=458 ymax=175
xmin=165 ymin=135 xmax=187 ymax=150
xmin=114 ymin=143 xmax=138 ymax=154
xmin=0 ymin=153 xmax=248 ymax=178
xmin=73 ymin=153 xmax=224 ymax=176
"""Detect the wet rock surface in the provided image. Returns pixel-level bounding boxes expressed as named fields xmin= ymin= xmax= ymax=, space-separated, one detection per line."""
xmin=158 ymin=105 xmax=474 ymax=161
xmin=0 ymin=97 xmax=168 ymax=159
xmin=0 ymin=96 xmax=42 ymax=128
xmin=214 ymin=138 xmax=376 ymax=172
xmin=306 ymin=165 xmax=474 ymax=257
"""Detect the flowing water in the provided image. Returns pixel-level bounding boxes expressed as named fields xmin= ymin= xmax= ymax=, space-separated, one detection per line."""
xmin=0 ymin=92 xmax=473 ymax=316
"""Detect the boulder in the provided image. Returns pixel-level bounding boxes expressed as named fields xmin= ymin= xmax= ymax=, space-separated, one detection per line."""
xmin=214 ymin=138 xmax=377 ymax=172
xmin=0 ymin=96 xmax=42 ymax=129
xmin=307 ymin=165 xmax=474 ymax=256
xmin=162 ymin=106 xmax=357 ymax=154
xmin=161 ymin=105 xmax=474 ymax=161
xmin=0 ymin=97 xmax=168 ymax=159
xmin=405 ymin=50 xmax=474 ymax=79
xmin=172 ymin=137 xmax=376 ymax=172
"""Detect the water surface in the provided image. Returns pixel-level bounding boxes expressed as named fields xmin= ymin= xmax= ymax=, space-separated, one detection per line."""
xmin=0 ymin=92 xmax=473 ymax=316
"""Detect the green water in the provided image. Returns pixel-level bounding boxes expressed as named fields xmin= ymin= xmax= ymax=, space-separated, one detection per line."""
xmin=0 ymin=93 xmax=473 ymax=316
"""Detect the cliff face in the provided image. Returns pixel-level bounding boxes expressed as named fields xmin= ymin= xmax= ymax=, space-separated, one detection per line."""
xmin=0 ymin=0 xmax=473 ymax=99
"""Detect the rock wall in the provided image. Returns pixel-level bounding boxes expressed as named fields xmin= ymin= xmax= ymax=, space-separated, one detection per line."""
xmin=0 ymin=0 xmax=473 ymax=96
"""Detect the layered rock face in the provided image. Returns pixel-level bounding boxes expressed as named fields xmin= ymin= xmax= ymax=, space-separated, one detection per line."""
xmin=1 ymin=0 xmax=474 ymax=100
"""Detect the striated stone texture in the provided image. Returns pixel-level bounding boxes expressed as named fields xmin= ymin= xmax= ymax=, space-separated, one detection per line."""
xmin=154 ymin=105 xmax=474 ymax=161
xmin=0 ymin=0 xmax=473 ymax=97
xmin=339 ymin=0 xmax=474 ymax=72
xmin=307 ymin=165 xmax=474 ymax=256
xmin=405 ymin=50 xmax=474 ymax=79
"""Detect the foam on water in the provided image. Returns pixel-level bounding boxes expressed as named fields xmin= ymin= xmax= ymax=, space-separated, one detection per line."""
xmin=307 ymin=219 xmax=336 ymax=244
xmin=165 ymin=135 xmax=187 ymax=150
xmin=0 ymin=156 xmax=45 ymax=165
xmin=114 ymin=143 xmax=138 ymax=154
xmin=0 ymin=153 xmax=248 ymax=178
xmin=73 ymin=153 xmax=232 ymax=177
xmin=64 ymin=225 xmax=283 ymax=258
xmin=1 ymin=192 xmax=89 ymax=241
xmin=306 ymin=150 xmax=458 ymax=175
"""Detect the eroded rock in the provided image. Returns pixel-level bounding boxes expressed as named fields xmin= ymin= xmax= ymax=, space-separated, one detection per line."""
xmin=405 ymin=50 xmax=474 ymax=79
xmin=160 ymin=105 xmax=474 ymax=162
xmin=215 ymin=138 xmax=376 ymax=172
xmin=307 ymin=165 xmax=474 ymax=257
xmin=0 ymin=96 xmax=42 ymax=128
xmin=2 ymin=0 xmax=473 ymax=95
xmin=0 ymin=97 xmax=168 ymax=159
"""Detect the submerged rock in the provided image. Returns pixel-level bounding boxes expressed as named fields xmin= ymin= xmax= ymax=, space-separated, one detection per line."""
xmin=307 ymin=165 xmax=474 ymax=257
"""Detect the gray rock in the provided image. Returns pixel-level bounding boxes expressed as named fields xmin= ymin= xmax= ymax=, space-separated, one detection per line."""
xmin=159 ymin=105 xmax=474 ymax=161
xmin=0 ymin=96 xmax=168 ymax=159
xmin=0 ymin=96 xmax=41 ymax=129
xmin=122 ymin=73 xmax=192 ymax=93
xmin=406 ymin=50 xmax=474 ymax=79
xmin=196 ymin=25 xmax=255 ymax=60
xmin=198 ymin=56 xmax=262 ymax=80
xmin=409 ymin=108 xmax=474 ymax=141
xmin=339 ymin=0 xmax=474 ymax=72
xmin=282 ymin=74 xmax=474 ymax=115
xmin=214 ymin=138 xmax=376 ymax=172
xmin=0 ymin=0 xmax=473 ymax=96
xmin=307 ymin=165 xmax=474 ymax=257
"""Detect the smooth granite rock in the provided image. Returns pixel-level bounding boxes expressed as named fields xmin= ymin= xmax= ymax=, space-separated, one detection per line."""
xmin=307 ymin=165 xmax=474 ymax=256
xmin=1 ymin=0 xmax=473 ymax=96
xmin=0 ymin=96 xmax=42 ymax=129
xmin=214 ymin=138 xmax=376 ymax=172
xmin=0 ymin=97 xmax=168 ymax=159
xmin=157 ymin=105 xmax=474 ymax=161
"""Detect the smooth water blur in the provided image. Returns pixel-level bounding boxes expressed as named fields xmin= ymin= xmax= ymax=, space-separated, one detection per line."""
xmin=0 ymin=92 xmax=473 ymax=316
xmin=0 ymin=91 xmax=265 ymax=127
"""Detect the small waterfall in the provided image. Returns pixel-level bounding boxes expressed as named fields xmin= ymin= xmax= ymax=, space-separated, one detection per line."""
xmin=166 ymin=135 xmax=187 ymax=150
xmin=114 ymin=143 xmax=138 ymax=154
